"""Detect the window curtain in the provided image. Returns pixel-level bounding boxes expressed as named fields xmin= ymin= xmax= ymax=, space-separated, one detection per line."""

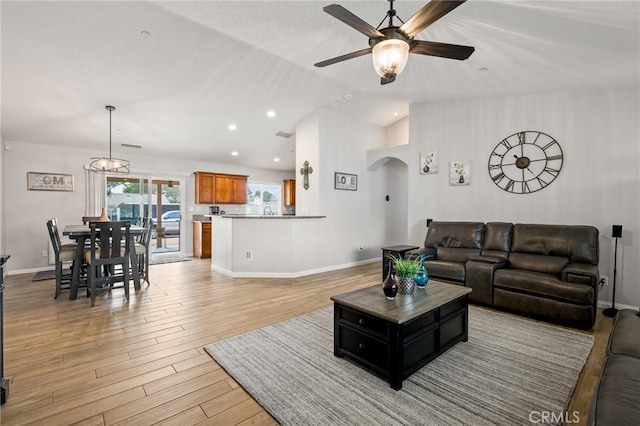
xmin=84 ymin=166 xmax=106 ymax=216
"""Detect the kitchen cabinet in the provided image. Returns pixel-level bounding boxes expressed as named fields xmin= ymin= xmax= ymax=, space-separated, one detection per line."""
xmin=193 ymin=221 xmax=212 ymax=258
xmin=194 ymin=172 xmax=248 ymax=204
xmin=284 ymin=179 xmax=296 ymax=206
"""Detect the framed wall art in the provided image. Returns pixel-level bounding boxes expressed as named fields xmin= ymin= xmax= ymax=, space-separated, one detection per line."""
xmin=449 ymin=161 xmax=470 ymax=186
xmin=420 ymin=151 xmax=439 ymax=174
xmin=27 ymin=172 xmax=74 ymax=192
xmin=334 ymin=172 xmax=357 ymax=191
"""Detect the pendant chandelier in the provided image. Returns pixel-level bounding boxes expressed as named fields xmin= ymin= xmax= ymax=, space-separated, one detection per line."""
xmin=89 ymin=105 xmax=130 ymax=174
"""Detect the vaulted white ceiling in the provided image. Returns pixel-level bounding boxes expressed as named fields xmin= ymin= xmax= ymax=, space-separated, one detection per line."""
xmin=2 ymin=1 xmax=638 ymax=171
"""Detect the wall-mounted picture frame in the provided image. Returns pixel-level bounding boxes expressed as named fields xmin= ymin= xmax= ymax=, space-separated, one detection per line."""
xmin=420 ymin=151 xmax=439 ymax=174
xmin=334 ymin=172 xmax=357 ymax=191
xmin=449 ymin=161 xmax=470 ymax=186
xmin=27 ymin=172 xmax=74 ymax=191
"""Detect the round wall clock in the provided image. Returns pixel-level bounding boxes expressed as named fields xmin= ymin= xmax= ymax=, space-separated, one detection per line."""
xmin=488 ymin=131 xmax=563 ymax=194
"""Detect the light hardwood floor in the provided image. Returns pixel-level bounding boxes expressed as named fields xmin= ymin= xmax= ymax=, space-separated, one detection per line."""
xmin=1 ymin=260 xmax=612 ymax=425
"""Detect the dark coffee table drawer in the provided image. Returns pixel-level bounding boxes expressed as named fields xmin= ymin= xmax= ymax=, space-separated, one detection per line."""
xmin=339 ymin=306 xmax=388 ymax=337
xmin=338 ymin=326 xmax=388 ymax=371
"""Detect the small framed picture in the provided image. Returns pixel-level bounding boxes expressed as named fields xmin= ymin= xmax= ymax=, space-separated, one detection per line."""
xmin=27 ymin=172 xmax=74 ymax=191
xmin=334 ymin=172 xmax=357 ymax=191
xmin=450 ymin=161 xmax=470 ymax=186
xmin=420 ymin=151 xmax=438 ymax=174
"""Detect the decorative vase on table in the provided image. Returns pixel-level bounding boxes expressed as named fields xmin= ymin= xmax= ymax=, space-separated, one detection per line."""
xmin=382 ymin=267 xmax=398 ymax=300
xmin=98 ymin=207 xmax=109 ymax=222
xmin=415 ymin=254 xmax=429 ymax=289
xmin=397 ymin=277 xmax=416 ymax=295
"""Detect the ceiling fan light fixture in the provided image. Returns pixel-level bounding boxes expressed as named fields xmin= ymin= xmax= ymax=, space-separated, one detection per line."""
xmin=371 ymin=38 xmax=409 ymax=79
xmin=89 ymin=106 xmax=130 ymax=174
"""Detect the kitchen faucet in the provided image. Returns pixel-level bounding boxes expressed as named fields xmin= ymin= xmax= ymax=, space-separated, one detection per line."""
xmin=263 ymin=206 xmax=273 ymax=215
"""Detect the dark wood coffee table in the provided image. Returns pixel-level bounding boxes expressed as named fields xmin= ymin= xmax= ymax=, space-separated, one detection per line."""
xmin=330 ymin=281 xmax=472 ymax=390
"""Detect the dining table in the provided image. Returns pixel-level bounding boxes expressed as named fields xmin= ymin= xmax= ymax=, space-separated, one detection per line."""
xmin=62 ymin=224 xmax=144 ymax=300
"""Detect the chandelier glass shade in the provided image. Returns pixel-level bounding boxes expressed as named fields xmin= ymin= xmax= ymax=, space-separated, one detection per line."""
xmin=371 ymin=38 xmax=410 ymax=79
xmin=89 ymin=105 xmax=130 ymax=174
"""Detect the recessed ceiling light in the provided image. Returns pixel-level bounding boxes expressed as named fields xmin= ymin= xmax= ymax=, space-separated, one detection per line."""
xmin=273 ymin=157 xmax=280 ymax=162
xmin=228 ymin=124 xmax=238 ymax=131
xmin=267 ymin=110 xmax=276 ymax=118
xmin=140 ymin=30 xmax=151 ymax=38
xmin=231 ymin=151 xmax=239 ymax=156
xmin=343 ymin=93 xmax=353 ymax=101
xmin=477 ymin=67 xmax=488 ymax=72
xmin=393 ymin=112 xmax=399 ymax=117
xmin=116 ymin=129 xmax=123 ymax=133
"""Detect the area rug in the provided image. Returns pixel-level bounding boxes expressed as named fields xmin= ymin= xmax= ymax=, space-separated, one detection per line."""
xmin=32 ymin=269 xmax=69 ymax=281
xmin=204 ymin=306 xmax=594 ymax=426
xmin=149 ymin=256 xmax=192 ymax=265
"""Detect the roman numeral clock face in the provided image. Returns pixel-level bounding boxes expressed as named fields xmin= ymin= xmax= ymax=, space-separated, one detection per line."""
xmin=488 ymin=131 xmax=563 ymax=194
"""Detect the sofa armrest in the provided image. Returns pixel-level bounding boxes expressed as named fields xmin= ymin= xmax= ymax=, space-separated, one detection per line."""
xmin=562 ymin=263 xmax=599 ymax=286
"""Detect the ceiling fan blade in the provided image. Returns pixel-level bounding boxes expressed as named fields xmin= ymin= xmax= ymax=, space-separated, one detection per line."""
xmin=410 ymin=40 xmax=474 ymax=60
xmin=314 ymin=48 xmax=372 ymax=68
xmin=323 ymin=4 xmax=385 ymax=39
xmin=399 ymin=0 xmax=466 ymax=39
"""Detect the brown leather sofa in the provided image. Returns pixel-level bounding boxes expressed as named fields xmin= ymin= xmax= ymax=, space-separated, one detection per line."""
xmin=588 ymin=309 xmax=640 ymax=425
xmin=411 ymin=221 xmax=600 ymax=329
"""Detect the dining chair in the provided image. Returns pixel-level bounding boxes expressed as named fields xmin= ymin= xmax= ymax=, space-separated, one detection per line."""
xmin=84 ymin=221 xmax=131 ymax=307
xmin=46 ymin=218 xmax=83 ymax=299
xmin=134 ymin=217 xmax=152 ymax=284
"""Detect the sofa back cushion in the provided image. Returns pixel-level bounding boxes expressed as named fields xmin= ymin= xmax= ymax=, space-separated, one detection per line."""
xmin=481 ymin=222 xmax=513 ymax=261
xmin=425 ymin=222 xmax=485 ymax=248
xmin=511 ymin=224 xmax=599 ymax=264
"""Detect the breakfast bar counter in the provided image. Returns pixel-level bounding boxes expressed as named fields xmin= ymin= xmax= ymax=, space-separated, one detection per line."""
xmin=207 ymin=214 xmax=332 ymax=278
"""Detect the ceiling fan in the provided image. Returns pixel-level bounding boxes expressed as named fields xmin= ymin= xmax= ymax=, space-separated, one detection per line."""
xmin=314 ymin=0 xmax=474 ymax=85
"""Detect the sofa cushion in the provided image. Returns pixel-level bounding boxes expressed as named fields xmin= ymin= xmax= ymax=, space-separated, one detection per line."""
xmin=493 ymin=269 xmax=594 ymax=305
xmin=425 ymin=260 xmax=465 ymax=282
xmin=481 ymin=222 xmax=513 ymax=261
xmin=511 ymin=224 xmax=599 ymax=264
xmin=508 ymin=253 xmax=569 ymax=275
xmin=589 ymin=355 xmax=640 ymax=426
xmin=425 ymin=222 xmax=485 ymax=249
xmin=609 ymin=310 xmax=640 ymax=358
xmin=436 ymin=247 xmax=481 ymax=262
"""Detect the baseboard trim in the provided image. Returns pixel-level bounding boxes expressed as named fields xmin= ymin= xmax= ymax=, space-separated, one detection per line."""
xmin=8 ymin=266 xmax=55 ymax=276
xmin=211 ymin=258 xmax=379 ymax=279
xmin=597 ymin=300 xmax=639 ymax=311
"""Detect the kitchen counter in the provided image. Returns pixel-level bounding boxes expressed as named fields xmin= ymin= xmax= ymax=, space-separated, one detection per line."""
xmin=217 ymin=214 xmax=325 ymax=219
xmin=207 ymin=214 xmax=331 ymax=277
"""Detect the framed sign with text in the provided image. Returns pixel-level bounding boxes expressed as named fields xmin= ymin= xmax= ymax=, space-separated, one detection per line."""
xmin=27 ymin=172 xmax=74 ymax=192
xmin=334 ymin=172 xmax=357 ymax=191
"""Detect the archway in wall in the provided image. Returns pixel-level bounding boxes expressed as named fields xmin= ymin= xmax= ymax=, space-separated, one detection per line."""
xmin=369 ymin=156 xmax=409 ymax=246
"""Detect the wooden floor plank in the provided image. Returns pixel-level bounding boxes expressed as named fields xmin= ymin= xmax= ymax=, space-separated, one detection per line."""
xmin=1 ymin=260 xmax=612 ymax=426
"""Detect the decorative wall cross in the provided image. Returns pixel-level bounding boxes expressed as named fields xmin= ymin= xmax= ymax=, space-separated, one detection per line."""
xmin=300 ymin=160 xmax=313 ymax=190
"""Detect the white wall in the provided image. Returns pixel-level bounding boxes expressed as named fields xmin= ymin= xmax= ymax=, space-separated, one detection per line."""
xmin=406 ymin=88 xmax=640 ymax=308
xmin=0 ymin=132 xmax=5 ymax=260
xmin=317 ymin=108 xmax=388 ymax=261
xmin=3 ymin=141 xmax=294 ymax=273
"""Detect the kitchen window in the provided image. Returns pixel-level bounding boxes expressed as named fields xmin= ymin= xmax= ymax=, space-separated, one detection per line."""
xmin=245 ymin=182 xmax=281 ymax=215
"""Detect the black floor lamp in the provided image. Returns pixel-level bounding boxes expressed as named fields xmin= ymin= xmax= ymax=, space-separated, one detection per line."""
xmin=603 ymin=225 xmax=622 ymax=318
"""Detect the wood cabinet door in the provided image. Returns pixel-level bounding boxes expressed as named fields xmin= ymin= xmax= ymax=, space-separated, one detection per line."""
xmin=202 ymin=223 xmax=212 ymax=258
xmin=214 ymin=176 xmax=233 ymax=203
xmin=232 ymin=177 xmax=247 ymax=204
xmin=284 ymin=179 xmax=296 ymax=206
xmin=195 ymin=173 xmax=215 ymax=204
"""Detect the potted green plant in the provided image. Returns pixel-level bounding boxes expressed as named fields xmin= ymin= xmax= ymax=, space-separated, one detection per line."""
xmin=386 ymin=254 xmax=421 ymax=295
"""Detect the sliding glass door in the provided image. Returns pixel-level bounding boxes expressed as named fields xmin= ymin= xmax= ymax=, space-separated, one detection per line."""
xmin=106 ymin=176 xmax=184 ymax=258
